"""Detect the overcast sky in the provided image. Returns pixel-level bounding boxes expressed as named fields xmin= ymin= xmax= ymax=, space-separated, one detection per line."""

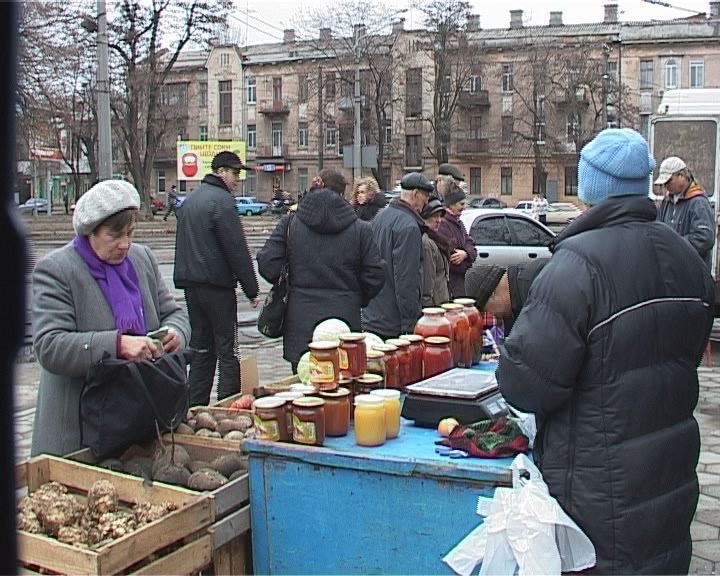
xmin=231 ymin=0 xmax=713 ymax=45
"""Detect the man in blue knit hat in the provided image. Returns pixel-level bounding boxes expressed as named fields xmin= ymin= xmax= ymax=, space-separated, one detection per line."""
xmin=496 ymin=128 xmax=714 ymax=574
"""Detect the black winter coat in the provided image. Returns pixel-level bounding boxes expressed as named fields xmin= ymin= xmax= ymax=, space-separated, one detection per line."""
xmin=497 ymin=196 xmax=714 ymax=575
xmin=174 ymin=174 xmax=259 ymax=299
xmin=257 ymin=188 xmax=385 ymax=365
xmin=354 ymin=192 xmax=387 ymax=222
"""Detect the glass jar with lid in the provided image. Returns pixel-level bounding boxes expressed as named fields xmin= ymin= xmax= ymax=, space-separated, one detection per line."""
xmin=292 ymin=397 xmax=326 ymax=446
xmin=454 ymin=298 xmax=481 ymax=365
xmin=441 ymin=303 xmax=472 ymax=368
xmin=354 ymin=394 xmax=387 ymax=447
xmin=339 ymin=333 xmax=367 ymax=378
xmin=319 ymin=387 xmax=351 ymax=437
xmin=355 ymin=373 xmax=384 ymax=396
xmin=414 ymin=307 xmax=453 ymax=340
xmin=289 ymin=383 xmax=317 ymax=395
xmin=254 ymin=396 xmax=289 ymax=441
xmin=275 ymin=391 xmax=305 ymax=438
xmin=366 ymin=350 xmax=385 ymax=381
xmin=373 ymin=344 xmax=400 ymax=389
xmin=386 ymin=338 xmax=412 ymax=387
xmin=370 ymin=388 xmax=402 ymax=439
xmin=399 ymin=334 xmax=424 ymax=384
xmin=308 ymin=341 xmax=340 ymax=391
xmin=423 ymin=336 xmax=453 ymax=378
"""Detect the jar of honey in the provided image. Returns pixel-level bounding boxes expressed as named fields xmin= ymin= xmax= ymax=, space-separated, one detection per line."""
xmin=399 ymin=334 xmax=424 ymax=384
xmin=319 ymin=387 xmax=351 ymax=437
xmin=386 ymin=338 xmax=412 ymax=387
xmin=354 ymin=394 xmax=386 ymax=447
xmin=291 ymin=397 xmax=326 ymax=446
xmin=441 ymin=303 xmax=472 ymax=368
xmin=370 ymin=388 xmax=401 ymax=439
xmin=308 ymin=341 xmax=340 ymax=391
xmin=275 ymin=391 xmax=305 ymax=438
xmin=355 ymin=373 xmax=384 ymax=395
xmin=373 ymin=344 xmax=400 ymax=388
xmin=339 ymin=333 xmax=367 ymax=378
xmin=414 ymin=307 xmax=453 ymax=340
xmin=254 ymin=396 xmax=289 ymax=441
xmin=366 ymin=350 xmax=385 ymax=380
xmin=423 ymin=336 xmax=453 ymax=378
xmin=454 ymin=298 xmax=481 ymax=365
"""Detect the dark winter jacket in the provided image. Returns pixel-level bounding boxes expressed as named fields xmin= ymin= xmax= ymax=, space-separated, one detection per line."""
xmin=658 ymin=182 xmax=715 ymax=269
xmin=363 ymin=199 xmax=425 ymax=337
xmin=437 ymin=210 xmax=477 ymax=298
xmin=256 ymin=188 xmax=385 ymax=365
xmin=497 ymin=196 xmax=714 ymax=574
xmin=422 ymin=231 xmax=450 ymax=307
xmin=174 ymin=174 xmax=259 ymax=300
xmin=354 ymin=191 xmax=387 ymax=222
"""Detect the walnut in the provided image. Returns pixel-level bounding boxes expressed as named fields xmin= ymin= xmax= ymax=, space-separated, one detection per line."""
xmin=94 ymin=511 xmax=137 ymax=541
xmin=57 ymin=525 xmax=89 ymax=548
xmin=87 ymin=480 xmax=118 ymax=518
xmin=133 ymin=500 xmax=177 ymax=525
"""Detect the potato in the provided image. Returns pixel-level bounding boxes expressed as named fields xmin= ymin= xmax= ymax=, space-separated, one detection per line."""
xmin=211 ymin=454 xmax=246 ymax=478
xmin=236 ymin=415 xmax=254 ymax=433
xmin=187 ymin=460 xmax=213 ymax=473
xmin=124 ymin=457 xmax=153 ymax=478
xmin=153 ymin=463 xmax=191 ymax=486
xmin=217 ymin=418 xmax=242 ymax=436
xmin=224 ymin=430 xmax=244 ymax=441
xmin=229 ymin=469 xmax=245 ymax=481
xmin=174 ymin=422 xmax=195 ymax=435
xmin=195 ymin=428 xmax=214 ymax=437
xmin=195 ymin=412 xmax=217 ymax=431
xmin=151 ymin=445 xmax=191 ymax=476
xmin=187 ymin=469 xmax=228 ymax=491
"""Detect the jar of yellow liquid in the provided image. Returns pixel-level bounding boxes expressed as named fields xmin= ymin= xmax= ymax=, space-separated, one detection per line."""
xmin=370 ymin=389 xmax=401 ymax=439
xmin=354 ymin=394 xmax=386 ymax=447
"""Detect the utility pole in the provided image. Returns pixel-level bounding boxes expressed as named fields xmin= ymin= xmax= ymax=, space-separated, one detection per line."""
xmin=318 ymin=66 xmax=324 ymax=171
xmin=602 ymin=43 xmax=610 ymax=130
xmin=97 ymin=0 xmax=112 ymax=180
xmin=353 ymin=26 xmax=362 ymax=182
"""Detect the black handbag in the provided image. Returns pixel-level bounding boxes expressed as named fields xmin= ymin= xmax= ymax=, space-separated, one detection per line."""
xmin=79 ymin=350 xmax=190 ymax=459
xmin=258 ymin=215 xmax=294 ymax=338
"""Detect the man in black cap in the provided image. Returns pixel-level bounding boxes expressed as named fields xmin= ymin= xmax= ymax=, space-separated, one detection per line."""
xmin=438 ymin=162 xmax=465 ymax=183
xmin=174 ymin=150 xmax=260 ymax=405
xmin=363 ymin=172 xmax=433 ymax=339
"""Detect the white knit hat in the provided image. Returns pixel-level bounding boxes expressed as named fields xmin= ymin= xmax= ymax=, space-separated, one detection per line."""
xmin=72 ymin=180 xmax=141 ymax=235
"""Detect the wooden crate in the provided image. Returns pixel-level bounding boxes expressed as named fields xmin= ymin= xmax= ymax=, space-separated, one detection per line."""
xmin=215 ymin=374 xmax=300 ymax=407
xmin=16 ymin=455 xmax=213 ymax=575
xmin=169 ymin=406 xmax=254 ymax=450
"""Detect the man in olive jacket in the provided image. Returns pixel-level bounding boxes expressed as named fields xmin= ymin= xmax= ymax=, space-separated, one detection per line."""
xmin=174 ymin=151 xmax=260 ymax=405
xmin=497 ymin=129 xmax=714 ymax=574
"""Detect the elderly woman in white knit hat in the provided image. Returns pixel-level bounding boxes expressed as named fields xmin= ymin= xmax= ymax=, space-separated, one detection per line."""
xmin=30 ymin=180 xmax=190 ymax=457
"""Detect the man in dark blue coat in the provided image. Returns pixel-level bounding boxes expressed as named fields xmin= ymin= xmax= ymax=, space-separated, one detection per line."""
xmin=363 ymin=172 xmax=433 ymax=339
xmin=497 ymin=128 xmax=714 ymax=574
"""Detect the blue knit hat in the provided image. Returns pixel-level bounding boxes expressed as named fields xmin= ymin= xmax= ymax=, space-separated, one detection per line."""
xmin=578 ymin=128 xmax=656 ymax=206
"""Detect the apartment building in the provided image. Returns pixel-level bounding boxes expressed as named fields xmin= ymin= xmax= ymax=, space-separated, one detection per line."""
xmin=156 ymin=2 xmax=720 ymax=204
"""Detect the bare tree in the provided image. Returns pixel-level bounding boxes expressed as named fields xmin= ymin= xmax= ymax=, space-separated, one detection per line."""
xmin=107 ymin=0 xmax=230 ymax=215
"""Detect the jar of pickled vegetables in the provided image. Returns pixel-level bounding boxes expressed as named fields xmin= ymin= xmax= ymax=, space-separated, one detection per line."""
xmin=254 ymin=396 xmax=289 ymax=442
xmin=292 ymin=397 xmax=326 ymax=446
xmin=354 ymin=394 xmax=386 ymax=447
xmin=370 ymin=388 xmax=401 ymax=439
xmin=319 ymin=387 xmax=351 ymax=437
xmin=441 ymin=303 xmax=472 ymax=368
xmin=423 ymin=336 xmax=453 ymax=378
xmin=414 ymin=307 xmax=453 ymax=340
xmin=399 ymin=334 xmax=424 ymax=384
xmin=339 ymin=333 xmax=367 ymax=378
xmin=373 ymin=344 xmax=400 ymax=389
xmin=386 ymin=338 xmax=412 ymax=387
xmin=274 ymin=391 xmax=305 ymax=438
xmin=454 ymin=298 xmax=481 ymax=365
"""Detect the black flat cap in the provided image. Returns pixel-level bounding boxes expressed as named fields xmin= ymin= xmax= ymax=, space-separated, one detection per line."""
xmin=421 ymin=198 xmax=446 ymax=219
xmin=438 ymin=163 xmax=465 ymax=182
xmin=401 ymin=172 xmax=434 ymax=193
xmin=211 ymin=150 xmax=249 ymax=171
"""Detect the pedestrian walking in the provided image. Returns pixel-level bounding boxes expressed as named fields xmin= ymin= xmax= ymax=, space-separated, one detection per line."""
xmin=363 ymin=172 xmax=433 ymax=340
xmin=30 ymin=180 xmax=190 ymax=456
xmin=163 ymin=185 xmax=178 ymax=221
xmin=656 ymin=156 xmax=715 ymax=269
xmin=420 ymin=198 xmax=450 ymax=307
xmin=62 ymin=191 xmax=69 ymax=215
xmin=437 ymin=184 xmax=477 ymax=298
xmin=352 ymin=176 xmax=386 ymax=222
xmin=174 ymin=151 xmax=260 ymax=406
xmin=496 ymin=128 xmax=715 ymax=574
xmin=257 ymin=168 xmax=385 ymax=373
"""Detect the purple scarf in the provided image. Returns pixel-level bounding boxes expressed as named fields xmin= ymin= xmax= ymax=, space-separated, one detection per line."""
xmin=73 ymin=235 xmax=147 ymax=335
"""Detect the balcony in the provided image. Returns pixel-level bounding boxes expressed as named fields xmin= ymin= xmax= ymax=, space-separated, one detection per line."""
xmin=454 ymin=137 xmax=489 ymax=156
xmin=458 ymin=90 xmax=490 ymax=108
xmin=255 ymin=144 xmax=289 ymax=158
xmin=257 ymin=99 xmax=291 ymax=115
xmin=555 ymin=86 xmax=589 ymax=106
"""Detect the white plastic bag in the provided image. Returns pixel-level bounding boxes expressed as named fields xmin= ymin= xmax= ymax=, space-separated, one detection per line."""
xmin=443 ymin=454 xmax=596 ymax=576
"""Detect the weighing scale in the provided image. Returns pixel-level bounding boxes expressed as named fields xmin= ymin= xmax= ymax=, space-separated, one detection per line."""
xmin=401 ymin=368 xmax=509 ymax=427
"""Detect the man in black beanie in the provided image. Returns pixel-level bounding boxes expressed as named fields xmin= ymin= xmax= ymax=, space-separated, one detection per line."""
xmin=437 ymin=183 xmax=476 ymax=298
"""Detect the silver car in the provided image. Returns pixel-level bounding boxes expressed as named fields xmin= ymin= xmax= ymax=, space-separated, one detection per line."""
xmin=459 ymin=208 xmax=555 ymax=266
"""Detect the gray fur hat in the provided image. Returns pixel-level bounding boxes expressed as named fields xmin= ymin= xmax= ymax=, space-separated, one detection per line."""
xmin=72 ymin=180 xmax=141 ymax=236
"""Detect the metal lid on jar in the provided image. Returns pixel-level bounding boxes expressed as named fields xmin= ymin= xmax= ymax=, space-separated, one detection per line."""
xmin=424 ymin=336 xmax=451 ymax=345
xmin=453 ymin=298 xmax=476 ymax=306
xmin=374 ymin=344 xmax=398 ymax=353
xmin=254 ymin=396 xmax=286 ymax=409
xmin=319 ymin=387 xmax=351 ymax=399
xmin=399 ymin=334 xmax=424 ymax=343
xmin=339 ymin=333 xmax=366 ymax=342
xmin=386 ymin=338 xmax=411 ymax=348
xmin=356 ymin=373 xmax=384 ymax=385
xmin=370 ymin=389 xmax=401 ymax=400
xmin=292 ymin=397 xmax=326 ymax=408
xmin=275 ymin=391 xmax=305 ymax=401
xmin=354 ymin=394 xmax=386 ymax=407
xmin=289 ymin=383 xmax=317 ymax=395
xmin=366 ymin=350 xmax=384 ymax=360
xmin=308 ymin=340 xmax=339 ymax=351
xmin=338 ymin=374 xmax=354 ymax=384
xmin=421 ymin=307 xmax=446 ymax=315
xmin=441 ymin=303 xmax=463 ymax=311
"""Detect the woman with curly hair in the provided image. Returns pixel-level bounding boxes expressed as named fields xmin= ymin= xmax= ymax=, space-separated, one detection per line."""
xmin=352 ymin=176 xmax=386 ymax=222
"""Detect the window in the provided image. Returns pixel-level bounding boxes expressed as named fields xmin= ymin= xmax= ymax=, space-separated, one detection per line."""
xmin=160 ymin=83 xmax=188 ymax=106
xmin=179 ymin=180 xmax=187 ymax=192
xmin=199 ymin=82 xmax=207 ymax=107
xmin=565 ymin=166 xmax=578 ymax=196
xmin=690 ymin=60 xmax=704 ymax=88
xmin=664 ymin=59 xmax=678 ymax=89
xmin=607 ymin=61 xmax=618 ymax=80
xmin=272 ymin=122 xmax=283 ymax=155
xmin=406 ymin=68 xmax=422 ymax=117
xmin=566 ymin=113 xmax=579 ymax=142
xmin=298 ymin=168 xmax=309 ymax=193
xmin=340 ymin=70 xmax=354 ymax=98
xmin=219 ymin=80 xmax=232 ymax=126
xmin=247 ymin=171 xmax=256 ymax=194
xmin=325 ymin=73 xmax=336 ymax=99
xmin=533 ymin=168 xmax=547 ymax=196
xmin=405 ymin=134 xmax=422 ymax=167
xmin=502 ymin=116 xmax=513 ymax=145
xmin=298 ymin=74 xmax=308 ymax=103
xmin=157 ymin=170 xmax=166 ymax=194
xmin=441 ymin=74 xmax=452 ymax=95
xmin=502 ymin=64 xmax=514 ymax=92
xmin=469 ymin=216 xmax=511 ymax=246
xmin=507 ymin=217 xmax=553 ymax=246
xmin=468 ymin=75 xmax=480 ymax=93
xmin=220 ymin=53 xmax=230 ymax=66
xmin=325 ymin=126 xmax=337 ymax=148
xmin=640 ymin=60 xmax=653 ymax=91
xmin=535 ymin=95 xmax=545 ymax=143
xmin=501 ymin=167 xmax=512 ymax=196
xmin=247 ymin=124 xmax=256 ymax=149
xmin=384 ymin=123 xmax=392 ymax=144
xmin=298 ymin=122 xmax=308 ymax=148
xmin=247 ymin=76 xmax=256 ymax=104
xmin=199 ymin=125 xmax=208 ymax=141
xmin=272 ymin=77 xmax=282 ymax=102
xmin=470 ymin=168 xmax=481 ymax=195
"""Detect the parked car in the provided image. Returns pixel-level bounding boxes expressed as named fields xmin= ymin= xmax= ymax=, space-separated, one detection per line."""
xmin=468 ymin=196 xmax=508 ymax=209
xmin=515 ymin=200 xmax=534 ymax=215
xmin=18 ymin=198 xmax=49 ymax=214
xmin=545 ymin=202 xmax=583 ymax=225
xmin=459 ymin=208 xmax=555 ymax=267
xmin=235 ymin=196 xmax=270 ymax=216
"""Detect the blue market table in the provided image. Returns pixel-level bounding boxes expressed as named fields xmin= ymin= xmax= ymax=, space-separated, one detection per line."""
xmin=244 ymin=415 xmax=514 ymax=574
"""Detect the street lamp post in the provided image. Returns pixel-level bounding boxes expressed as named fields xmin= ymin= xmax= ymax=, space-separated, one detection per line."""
xmin=96 ymin=0 xmax=112 ymax=180
xmin=353 ymin=27 xmax=362 ymax=183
